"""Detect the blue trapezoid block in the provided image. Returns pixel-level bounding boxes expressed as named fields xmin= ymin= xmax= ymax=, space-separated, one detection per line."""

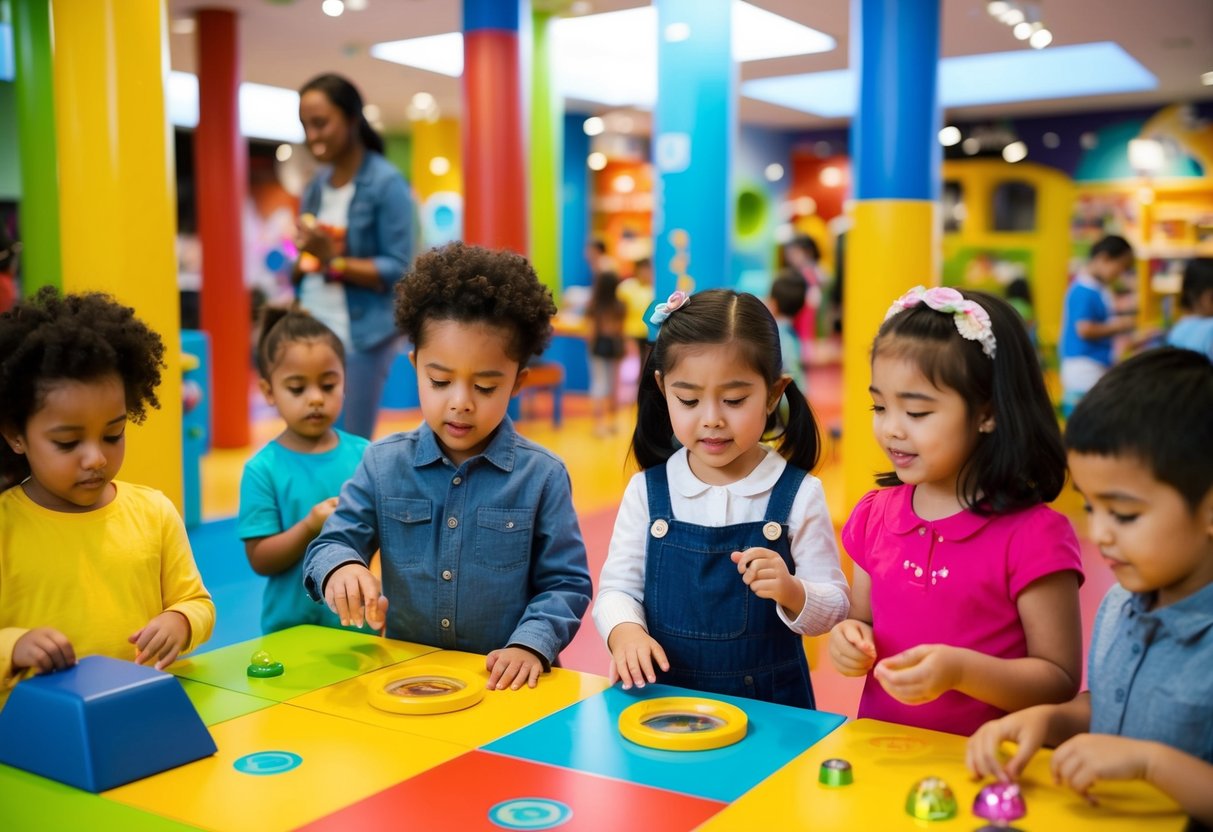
xmin=0 ymin=655 xmax=217 ymax=792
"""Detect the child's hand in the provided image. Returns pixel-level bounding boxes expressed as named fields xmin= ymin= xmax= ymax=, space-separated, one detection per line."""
xmin=966 ymin=708 xmax=1051 ymax=782
xmin=731 ymin=548 xmax=801 ymax=612
xmin=1051 ymin=734 xmax=1156 ymax=803
xmin=828 ymin=619 xmax=878 ymax=676
xmin=130 ymin=611 xmax=190 ymax=670
xmin=606 ymin=622 xmax=669 ymax=689
xmin=873 ymin=643 xmax=960 ymax=705
xmin=324 ymin=563 xmax=387 ymax=629
xmin=485 ymin=646 xmax=545 ymax=691
xmin=12 ymin=627 xmax=77 ymax=674
xmin=306 ymin=497 xmax=340 ymax=535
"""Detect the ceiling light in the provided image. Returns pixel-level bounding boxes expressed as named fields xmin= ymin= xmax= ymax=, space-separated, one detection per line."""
xmin=1001 ymin=8 xmax=1025 ymax=25
xmin=938 ymin=125 xmax=962 ymax=146
xmin=321 ymin=0 xmax=345 ymax=18
xmin=764 ymin=163 xmax=784 ymax=182
xmin=276 ymin=144 xmax=293 ymax=162
xmin=1029 ymin=28 xmax=1053 ymax=49
xmin=1002 ymin=141 xmax=1028 ymax=163
xmin=583 ymin=116 xmax=605 ymax=136
xmin=819 ymin=166 xmax=842 ymax=187
xmin=1202 ymin=71 xmax=1213 ymax=86
xmin=346 ymin=0 xmax=368 ymax=9
xmin=429 ymin=156 xmax=451 ymax=176
xmin=987 ymin=2 xmax=1010 ymax=16
xmin=1013 ymin=22 xmax=1032 ymax=40
xmin=587 ymin=152 xmax=607 ymax=171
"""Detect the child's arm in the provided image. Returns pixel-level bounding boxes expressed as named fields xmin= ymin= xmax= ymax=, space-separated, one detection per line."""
xmin=828 ymin=565 xmax=878 ymax=676
xmin=302 ymin=455 xmax=381 ymax=622
xmin=874 ymin=570 xmax=1082 ymax=710
xmin=244 ymin=497 xmax=339 ymax=576
xmin=593 ymin=475 xmax=668 ymax=688
xmin=967 ymin=693 xmax=1092 ymax=781
xmin=139 ymin=492 xmax=215 ymax=668
xmin=1076 ymin=315 xmax=1135 ymax=341
xmin=8 ymin=628 xmax=76 ymax=675
xmin=490 ymin=466 xmax=592 ymax=688
xmin=1053 ymin=735 xmax=1213 ymax=824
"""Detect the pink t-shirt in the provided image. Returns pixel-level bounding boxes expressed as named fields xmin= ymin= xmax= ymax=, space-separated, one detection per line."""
xmin=843 ymin=485 xmax=1083 ymax=736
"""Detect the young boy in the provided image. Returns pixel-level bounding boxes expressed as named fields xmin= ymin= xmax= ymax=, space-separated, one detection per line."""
xmin=768 ymin=267 xmax=809 ymax=392
xmin=1166 ymin=257 xmax=1213 ymax=362
xmin=1058 ymin=235 xmax=1138 ymax=414
xmin=967 ymin=348 xmax=1213 ymax=826
xmin=302 ymin=242 xmax=592 ymax=691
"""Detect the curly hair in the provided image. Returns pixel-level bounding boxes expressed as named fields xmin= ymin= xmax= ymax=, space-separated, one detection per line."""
xmin=395 ymin=242 xmax=556 ymax=362
xmin=0 ymin=287 xmax=165 ymax=488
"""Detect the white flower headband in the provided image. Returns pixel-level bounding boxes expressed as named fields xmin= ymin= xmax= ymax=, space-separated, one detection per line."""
xmin=884 ymin=285 xmax=997 ymax=359
xmin=649 ymin=290 xmax=689 ymax=325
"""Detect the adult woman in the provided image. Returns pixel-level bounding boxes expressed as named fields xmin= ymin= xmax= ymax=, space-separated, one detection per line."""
xmin=294 ymin=73 xmax=413 ymax=438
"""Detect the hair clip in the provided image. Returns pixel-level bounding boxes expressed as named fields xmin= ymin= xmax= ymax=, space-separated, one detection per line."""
xmin=885 ymin=285 xmax=997 ymax=359
xmin=650 ymin=291 xmax=689 ymax=326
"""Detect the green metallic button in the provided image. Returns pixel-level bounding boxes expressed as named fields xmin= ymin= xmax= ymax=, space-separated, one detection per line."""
xmin=905 ymin=776 xmax=958 ymax=820
xmin=818 ymin=757 xmax=853 ymax=786
xmin=246 ymin=649 xmax=284 ymax=678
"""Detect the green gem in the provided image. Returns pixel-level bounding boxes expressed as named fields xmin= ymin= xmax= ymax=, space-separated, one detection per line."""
xmin=818 ymin=758 xmax=853 ymax=787
xmin=247 ymin=649 xmax=284 ymax=678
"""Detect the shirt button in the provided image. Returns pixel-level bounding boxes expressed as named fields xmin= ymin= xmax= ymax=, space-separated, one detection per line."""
xmin=442 ymin=570 xmax=453 ymax=581
xmin=506 ymin=520 xmax=515 ymax=529
xmin=447 ymin=517 xmax=458 ymax=528
xmin=918 ymin=528 xmax=926 ymax=536
xmin=440 ymin=618 xmax=451 ymax=629
xmin=452 ymin=476 xmax=462 ymax=485
xmin=1131 ymin=643 xmax=1141 ymax=654
xmin=1115 ymin=688 xmax=1125 ymax=703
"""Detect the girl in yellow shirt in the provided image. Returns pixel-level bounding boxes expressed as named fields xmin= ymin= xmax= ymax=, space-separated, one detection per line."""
xmin=0 ymin=289 xmax=214 ymax=703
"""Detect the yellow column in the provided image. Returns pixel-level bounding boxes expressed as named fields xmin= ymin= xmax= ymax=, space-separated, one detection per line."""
xmin=52 ymin=0 xmax=183 ymax=508
xmin=842 ymin=201 xmax=939 ymax=510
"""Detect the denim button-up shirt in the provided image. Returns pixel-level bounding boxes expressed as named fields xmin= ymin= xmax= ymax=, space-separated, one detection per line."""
xmin=298 ymin=151 xmax=414 ymax=351
xmin=1089 ymin=582 xmax=1213 ymax=763
xmin=303 ymin=418 xmax=591 ymax=666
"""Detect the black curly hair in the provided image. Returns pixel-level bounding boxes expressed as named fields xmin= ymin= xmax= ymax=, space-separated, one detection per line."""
xmin=0 ymin=287 xmax=166 ymax=489
xmin=395 ymin=242 xmax=556 ymax=363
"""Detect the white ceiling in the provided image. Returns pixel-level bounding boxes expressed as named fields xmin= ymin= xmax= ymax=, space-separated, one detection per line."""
xmin=165 ymin=0 xmax=1213 ymax=133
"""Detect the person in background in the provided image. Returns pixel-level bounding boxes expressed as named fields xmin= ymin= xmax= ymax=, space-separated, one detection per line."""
xmin=1166 ymin=257 xmax=1213 ymax=362
xmin=0 ymin=225 xmax=18 ymax=315
xmin=584 ymin=238 xmax=616 ymax=282
xmin=586 ymin=271 xmax=627 ymax=437
xmin=768 ymin=268 xmax=809 ymax=393
xmin=293 ymin=73 xmax=414 ymax=440
xmin=619 ymin=257 xmax=655 ymax=375
xmin=782 ymin=234 xmax=824 ymax=355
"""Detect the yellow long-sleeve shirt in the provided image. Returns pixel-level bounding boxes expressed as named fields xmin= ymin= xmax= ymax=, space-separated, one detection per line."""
xmin=0 ymin=481 xmax=215 ymax=707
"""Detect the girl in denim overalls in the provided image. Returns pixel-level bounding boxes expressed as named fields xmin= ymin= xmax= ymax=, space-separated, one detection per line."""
xmin=593 ymin=289 xmax=850 ymax=708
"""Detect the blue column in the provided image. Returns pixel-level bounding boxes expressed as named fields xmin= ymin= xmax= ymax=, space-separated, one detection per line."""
xmin=653 ymin=0 xmax=733 ymax=298
xmin=561 ymin=111 xmax=590 ymax=290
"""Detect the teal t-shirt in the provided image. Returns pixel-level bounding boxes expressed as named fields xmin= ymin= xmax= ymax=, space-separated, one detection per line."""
xmin=238 ymin=430 xmax=371 ymax=633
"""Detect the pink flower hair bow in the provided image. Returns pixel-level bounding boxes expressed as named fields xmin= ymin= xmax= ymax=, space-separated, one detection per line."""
xmin=885 ymin=285 xmax=997 ymax=359
xmin=650 ymin=291 xmax=690 ymax=326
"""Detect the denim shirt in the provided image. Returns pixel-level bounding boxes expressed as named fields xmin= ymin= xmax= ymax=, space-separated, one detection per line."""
xmin=298 ymin=151 xmax=414 ymax=351
xmin=302 ymin=418 xmax=592 ymax=666
xmin=1088 ymin=582 xmax=1213 ymax=763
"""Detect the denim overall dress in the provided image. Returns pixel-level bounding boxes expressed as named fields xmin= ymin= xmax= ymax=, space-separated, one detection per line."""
xmin=643 ymin=462 xmax=815 ymax=708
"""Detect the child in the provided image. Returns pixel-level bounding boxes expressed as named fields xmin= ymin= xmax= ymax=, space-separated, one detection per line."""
xmin=1058 ymin=235 xmax=1138 ymax=414
xmin=238 ymin=307 xmax=370 ymax=633
xmin=594 ymin=288 xmax=849 ymax=708
xmin=968 ymin=348 xmax=1213 ymax=826
xmin=619 ymin=257 xmax=655 ymax=374
xmin=0 ymin=288 xmax=214 ymax=706
xmin=1166 ymin=257 xmax=1213 ymax=362
xmin=828 ymin=286 xmax=1084 ymax=736
xmin=586 ymin=270 xmax=627 ymax=437
xmin=302 ymin=242 xmax=592 ymax=691
xmin=768 ymin=268 xmax=809 ymax=392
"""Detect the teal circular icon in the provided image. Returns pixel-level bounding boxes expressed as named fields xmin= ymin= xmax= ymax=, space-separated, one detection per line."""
xmin=232 ymin=750 xmax=302 ymax=775
xmin=488 ymin=798 xmax=573 ymax=829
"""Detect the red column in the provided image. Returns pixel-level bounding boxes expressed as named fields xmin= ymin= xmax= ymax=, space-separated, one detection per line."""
xmin=462 ymin=8 xmax=527 ymax=254
xmin=195 ymin=8 xmax=250 ymax=447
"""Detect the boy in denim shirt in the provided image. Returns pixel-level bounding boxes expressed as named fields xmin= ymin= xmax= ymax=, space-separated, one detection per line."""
xmin=968 ymin=348 xmax=1213 ymax=827
xmin=303 ymin=242 xmax=592 ymax=691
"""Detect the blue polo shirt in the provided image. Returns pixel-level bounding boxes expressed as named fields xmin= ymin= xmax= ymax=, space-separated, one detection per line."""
xmin=1060 ymin=275 xmax=1115 ymax=366
xmin=1088 ymin=582 xmax=1213 ymax=763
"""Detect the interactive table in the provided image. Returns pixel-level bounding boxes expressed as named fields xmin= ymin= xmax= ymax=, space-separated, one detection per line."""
xmin=0 ymin=626 xmax=1189 ymax=831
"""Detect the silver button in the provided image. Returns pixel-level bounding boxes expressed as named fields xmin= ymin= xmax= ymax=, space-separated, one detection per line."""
xmin=447 ymin=517 xmax=458 ymax=528
xmin=506 ymin=520 xmax=514 ymax=529
xmin=762 ymin=521 xmax=782 ymax=541
xmin=440 ymin=618 xmax=451 ymax=628
xmin=452 ymin=476 xmax=462 ymax=485
xmin=442 ymin=570 xmax=453 ymax=581
xmin=650 ymin=519 xmax=669 ymax=538
xmin=918 ymin=527 xmax=926 ymax=536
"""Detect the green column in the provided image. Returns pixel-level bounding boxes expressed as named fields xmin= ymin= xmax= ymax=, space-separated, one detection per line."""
xmin=11 ymin=0 xmax=61 ymax=292
xmin=529 ymin=9 xmax=562 ymax=299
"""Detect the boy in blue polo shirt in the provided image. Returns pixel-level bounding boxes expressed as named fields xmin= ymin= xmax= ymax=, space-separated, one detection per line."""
xmin=967 ymin=348 xmax=1213 ymax=827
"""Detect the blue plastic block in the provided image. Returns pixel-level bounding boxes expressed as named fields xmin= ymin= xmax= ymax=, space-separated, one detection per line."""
xmin=0 ymin=656 xmax=217 ymax=792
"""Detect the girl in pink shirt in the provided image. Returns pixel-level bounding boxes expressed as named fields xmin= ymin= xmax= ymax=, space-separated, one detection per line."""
xmin=828 ymin=286 xmax=1084 ymax=736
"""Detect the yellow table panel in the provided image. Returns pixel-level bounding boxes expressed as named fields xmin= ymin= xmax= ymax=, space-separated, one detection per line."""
xmin=287 ymin=650 xmax=611 ymax=748
xmin=700 ymin=718 xmax=1187 ymax=831
xmin=103 ymin=702 xmax=469 ymax=832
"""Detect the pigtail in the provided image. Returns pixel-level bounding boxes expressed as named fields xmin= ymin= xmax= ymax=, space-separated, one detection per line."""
xmin=771 ymin=380 xmax=821 ymax=472
xmin=630 ymin=349 xmax=678 ymax=470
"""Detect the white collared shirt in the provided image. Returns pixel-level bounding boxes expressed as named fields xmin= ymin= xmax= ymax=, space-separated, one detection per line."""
xmin=593 ymin=446 xmax=850 ymax=641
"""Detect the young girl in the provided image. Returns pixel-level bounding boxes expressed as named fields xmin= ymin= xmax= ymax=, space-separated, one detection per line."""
xmin=0 ymin=288 xmax=215 ymax=706
xmin=593 ymin=288 xmax=849 ymax=708
xmin=238 ymin=307 xmax=370 ymax=634
xmin=586 ymin=270 xmax=626 ymax=437
xmin=828 ymin=286 xmax=1084 ymax=736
